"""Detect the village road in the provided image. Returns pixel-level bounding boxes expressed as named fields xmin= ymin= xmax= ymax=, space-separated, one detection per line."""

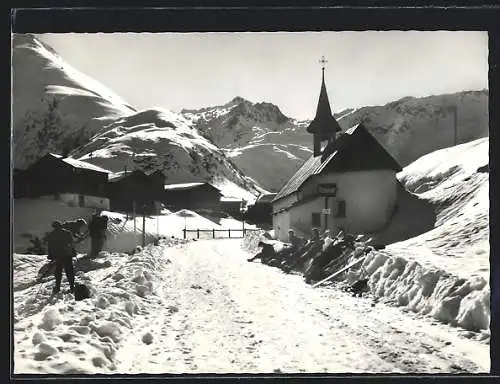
xmin=114 ymin=239 xmax=489 ymax=374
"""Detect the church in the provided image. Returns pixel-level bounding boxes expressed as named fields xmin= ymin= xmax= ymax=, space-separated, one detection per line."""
xmin=272 ymin=60 xmax=402 ymax=241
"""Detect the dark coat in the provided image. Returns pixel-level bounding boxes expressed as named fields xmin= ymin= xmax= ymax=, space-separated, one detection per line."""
xmin=47 ymin=227 xmax=75 ymax=261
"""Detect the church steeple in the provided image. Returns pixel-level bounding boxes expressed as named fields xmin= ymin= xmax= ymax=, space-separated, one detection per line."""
xmin=306 ymin=56 xmax=342 ymax=156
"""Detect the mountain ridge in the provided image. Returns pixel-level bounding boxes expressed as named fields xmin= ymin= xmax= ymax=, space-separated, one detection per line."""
xmin=183 ymin=90 xmax=488 ymax=191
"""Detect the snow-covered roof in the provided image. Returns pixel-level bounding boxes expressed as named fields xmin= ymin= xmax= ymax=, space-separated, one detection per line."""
xmin=220 ymin=197 xmax=243 ymax=203
xmin=49 ymin=153 xmax=112 ymax=174
xmin=273 ymin=123 xmax=401 ymax=203
xmin=256 ymin=193 xmax=277 ymax=204
xmin=164 ymin=182 xmax=221 ymax=193
xmin=108 ymin=169 xmax=156 ymax=182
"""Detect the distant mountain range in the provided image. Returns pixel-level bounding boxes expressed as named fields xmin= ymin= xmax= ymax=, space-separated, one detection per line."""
xmin=182 ymin=90 xmax=488 ymax=192
xmin=12 ymin=33 xmax=489 ymax=198
xmin=12 ymin=34 xmax=266 ymax=202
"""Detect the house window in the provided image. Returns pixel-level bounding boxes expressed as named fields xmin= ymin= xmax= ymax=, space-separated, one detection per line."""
xmin=336 ymin=200 xmax=346 ymax=218
xmin=312 ymin=212 xmax=321 ymax=227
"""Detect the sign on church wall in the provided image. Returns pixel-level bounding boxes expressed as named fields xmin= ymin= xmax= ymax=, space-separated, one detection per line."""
xmin=317 ymin=183 xmax=338 ymax=196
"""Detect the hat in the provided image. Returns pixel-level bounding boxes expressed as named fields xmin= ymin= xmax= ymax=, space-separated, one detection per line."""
xmin=51 ymin=220 xmax=62 ymax=229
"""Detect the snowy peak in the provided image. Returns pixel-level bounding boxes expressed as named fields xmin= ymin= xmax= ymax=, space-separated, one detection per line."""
xmin=71 ymin=107 xmax=266 ymax=200
xmin=183 ymin=105 xmax=289 ymax=148
xmin=200 ymin=89 xmax=488 ymax=192
xmin=12 ymin=33 xmax=137 ymax=169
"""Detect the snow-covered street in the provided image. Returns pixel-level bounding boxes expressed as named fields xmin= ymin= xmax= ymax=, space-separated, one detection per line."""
xmin=112 ymin=239 xmax=489 ymax=374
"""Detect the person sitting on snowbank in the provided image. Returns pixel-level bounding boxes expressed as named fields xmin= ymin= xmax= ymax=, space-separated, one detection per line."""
xmin=247 ymin=241 xmax=276 ymax=263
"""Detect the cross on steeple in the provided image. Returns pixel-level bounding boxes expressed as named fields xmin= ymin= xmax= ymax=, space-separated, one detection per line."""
xmin=319 ymin=56 xmax=328 ymax=73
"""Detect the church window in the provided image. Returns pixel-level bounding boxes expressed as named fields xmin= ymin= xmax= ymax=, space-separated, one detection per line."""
xmin=336 ymin=200 xmax=346 ymax=218
xmin=312 ymin=212 xmax=321 ymax=227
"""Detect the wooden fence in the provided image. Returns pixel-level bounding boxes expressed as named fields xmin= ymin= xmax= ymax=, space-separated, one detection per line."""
xmin=183 ymin=228 xmax=261 ymax=239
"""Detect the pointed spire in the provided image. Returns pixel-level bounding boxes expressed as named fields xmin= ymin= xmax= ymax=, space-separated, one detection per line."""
xmin=306 ymin=57 xmax=342 ymax=137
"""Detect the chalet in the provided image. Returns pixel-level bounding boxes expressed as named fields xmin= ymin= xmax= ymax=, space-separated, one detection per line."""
xmin=13 ymin=153 xmax=111 ymax=210
xmin=272 ymin=63 xmax=402 ymax=241
xmin=163 ymin=182 xmax=222 ymax=211
xmin=245 ymin=193 xmax=276 ymax=225
xmin=107 ymin=169 xmax=165 ymax=214
xmin=220 ymin=197 xmax=244 ymax=217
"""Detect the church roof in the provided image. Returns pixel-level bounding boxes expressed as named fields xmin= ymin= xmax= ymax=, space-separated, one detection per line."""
xmin=306 ymin=71 xmax=342 ymax=137
xmin=273 ymin=123 xmax=402 ymax=203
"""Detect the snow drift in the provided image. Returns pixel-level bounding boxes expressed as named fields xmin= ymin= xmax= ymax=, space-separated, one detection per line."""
xmin=13 ymin=240 xmax=183 ymax=374
xmin=242 ymin=138 xmax=490 ymax=334
xmin=349 ymin=139 xmax=489 ymax=333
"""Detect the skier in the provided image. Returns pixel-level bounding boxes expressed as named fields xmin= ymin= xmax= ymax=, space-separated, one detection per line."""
xmin=46 ymin=220 xmax=76 ymax=294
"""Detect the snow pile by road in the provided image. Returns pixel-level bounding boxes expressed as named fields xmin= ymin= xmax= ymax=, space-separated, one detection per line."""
xmin=355 ymin=250 xmax=490 ymax=335
xmin=13 ymin=239 xmax=183 ymax=374
xmin=242 ymin=138 xmax=490 ymax=337
xmin=349 ymin=139 xmax=489 ymax=334
xmin=391 ymin=138 xmax=489 ymax=276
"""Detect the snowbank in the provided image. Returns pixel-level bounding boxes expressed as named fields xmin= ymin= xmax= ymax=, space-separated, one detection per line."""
xmin=382 ymin=138 xmax=489 ymax=279
xmin=345 ymin=140 xmax=489 ymax=333
xmin=350 ymin=250 xmax=490 ymax=332
xmin=13 ymin=238 xmax=184 ymax=374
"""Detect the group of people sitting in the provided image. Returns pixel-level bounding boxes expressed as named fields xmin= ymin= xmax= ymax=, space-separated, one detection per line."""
xmin=45 ymin=212 xmax=109 ymax=294
xmin=248 ymin=228 xmax=370 ymax=284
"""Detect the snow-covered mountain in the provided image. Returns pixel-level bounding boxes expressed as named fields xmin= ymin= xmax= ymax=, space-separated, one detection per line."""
xmin=12 ymin=34 xmax=265 ymax=201
xmin=69 ymin=108 xmax=266 ymax=202
xmin=182 ymin=98 xmax=312 ymax=192
xmin=183 ymin=92 xmax=488 ymax=192
xmin=12 ymin=34 xmax=136 ymax=169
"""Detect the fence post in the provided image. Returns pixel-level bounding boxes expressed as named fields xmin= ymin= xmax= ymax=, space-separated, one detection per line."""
xmin=183 ymin=229 xmax=186 ymax=239
xmin=229 ymin=229 xmax=231 ymax=238
xmin=213 ymin=228 xmax=215 ymax=238
xmin=197 ymin=229 xmax=200 ymax=239
xmin=142 ymin=209 xmax=146 ymax=248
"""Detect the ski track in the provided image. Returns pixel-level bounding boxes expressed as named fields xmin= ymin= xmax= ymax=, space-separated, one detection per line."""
xmin=114 ymin=239 xmax=488 ymax=374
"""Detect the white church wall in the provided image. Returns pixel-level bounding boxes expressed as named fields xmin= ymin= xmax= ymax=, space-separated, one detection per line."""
xmin=272 ymin=193 xmax=298 ymax=240
xmin=289 ymin=197 xmax=324 ymax=237
xmin=298 ymin=169 xmax=398 ymax=235
xmin=272 ymin=210 xmax=291 ymax=241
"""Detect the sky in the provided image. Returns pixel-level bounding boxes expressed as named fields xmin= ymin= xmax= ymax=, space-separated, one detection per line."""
xmin=37 ymin=31 xmax=488 ymax=120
